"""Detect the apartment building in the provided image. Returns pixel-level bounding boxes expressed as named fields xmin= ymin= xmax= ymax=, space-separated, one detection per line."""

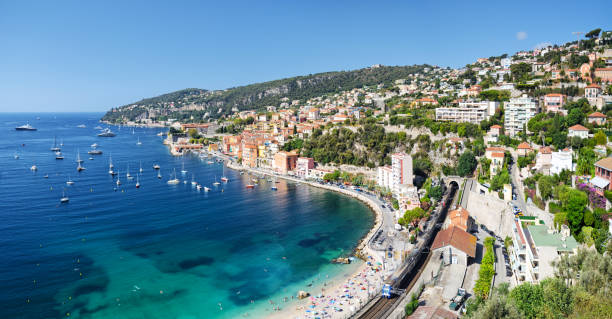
xmin=391 ymin=153 xmax=413 ymax=195
xmin=435 ymin=101 xmax=499 ymax=124
xmin=510 ymin=217 xmax=577 ymax=284
xmin=376 ymin=166 xmax=393 ymax=191
xmin=504 ymin=95 xmax=539 ymax=137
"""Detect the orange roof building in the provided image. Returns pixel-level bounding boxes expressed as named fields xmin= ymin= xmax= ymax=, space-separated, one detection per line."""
xmin=431 ymin=226 xmax=477 ymax=264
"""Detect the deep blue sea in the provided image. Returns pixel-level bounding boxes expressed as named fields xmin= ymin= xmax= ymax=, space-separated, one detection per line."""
xmin=0 ymin=113 xmax=374 ymax=319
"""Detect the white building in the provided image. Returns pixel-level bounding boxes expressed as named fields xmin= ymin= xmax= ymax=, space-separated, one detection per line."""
xmin=391 ymin=153 xmax=413 ymax=195
xmin=550 ymin=149 xmax=574 ymax=175
xmin=501 ymin=58 xmax=511 ymax=69
xmin=435 ymin=101 xmax=499 ymax=124
xmin=567 ymin=124 xmax=589 ymax=139
xmin=377 ymin=166 xmax=393 ymax=191
xmin=510 ymin=219 xmax=577 ymax=284
xmin=504 ymin=95 xmax=539 ymax=137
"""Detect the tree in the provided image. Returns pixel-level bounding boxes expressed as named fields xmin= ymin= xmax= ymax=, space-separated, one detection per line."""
xmin=470 ymin=294 xmax=521 ymax=319
xmin=538 ymin=175 xmax=555 ymax=200
xmin=187 ymin=128 xmax=200 ymax=139
xmin=594 ymin=131 xmax=607 ymax=145
xmin=509 ymin=283 xmax=544 ymax=318
xmin=567 ymin=108 xmax=585 ymax=127
xmin=511 ymin=63 xmax=532 ymax=82
xmin=401 ymin=207 xmax=425 ymax=226
xmin=428 ymin=186 xmax=443 ymax=201
xmin=457 ymin=151 xmax=477 ymax=177
xmin=564 ymin=189 xmax=588 ymax=233
xmin=585 ymin=28 xmax=602 ymax=39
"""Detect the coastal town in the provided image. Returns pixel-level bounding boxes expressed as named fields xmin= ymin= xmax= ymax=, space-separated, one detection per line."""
xmin=105 ymin=29 xmax=612 ymax=319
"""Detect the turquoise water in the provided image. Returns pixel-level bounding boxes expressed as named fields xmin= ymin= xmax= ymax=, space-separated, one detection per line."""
xmin=0 ymin=113 xmax=374 ymax=319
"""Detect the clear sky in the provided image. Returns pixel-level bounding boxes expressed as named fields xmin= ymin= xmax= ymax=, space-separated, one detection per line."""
xmin=0 ymin=0 xmax=610 ymax=112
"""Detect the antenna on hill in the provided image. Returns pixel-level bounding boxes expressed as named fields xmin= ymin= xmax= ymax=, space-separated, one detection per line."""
xmin=572 ymin=31 xmax=584 ymax=42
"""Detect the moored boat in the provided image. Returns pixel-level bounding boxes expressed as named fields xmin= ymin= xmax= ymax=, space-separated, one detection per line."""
xmin=15 ymin=123 xmax=37 ymax=131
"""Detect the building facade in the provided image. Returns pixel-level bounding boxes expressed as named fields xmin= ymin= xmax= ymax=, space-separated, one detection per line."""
xmin=391 ymin=153 xmax=413 ymax=195
xmin=504 ymin=95 xmax=539 ymax=137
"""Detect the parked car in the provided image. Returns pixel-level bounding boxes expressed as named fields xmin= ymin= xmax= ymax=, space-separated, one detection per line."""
xmin=449 ymin=288 xmax=466 ymax=310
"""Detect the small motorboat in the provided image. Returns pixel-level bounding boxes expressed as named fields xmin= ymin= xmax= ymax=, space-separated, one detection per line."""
xmin=60 ymin=193 xmax=69 ymax=203
xmin=246 ymin=184 xmax=255 ymax=189
xmin=271 ymin=185 xmax=278 ymax=191
xmin=30 ymin=165 xmax=38 ymax=171
xmin=153 ymin=164 xmax=160 ymax=170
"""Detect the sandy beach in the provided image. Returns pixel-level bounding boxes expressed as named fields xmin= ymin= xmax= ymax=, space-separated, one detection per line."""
xmin=222 ymin=160 xmax=388 ymax=319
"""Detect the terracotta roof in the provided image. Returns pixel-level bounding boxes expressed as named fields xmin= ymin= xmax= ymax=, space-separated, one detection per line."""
xmin=586 ymin=84 xmax=601 ymax=89
xmin=491 ymin=152 xmax=505 ymax=158
xmin=539 ymin=146 xmax=552 ymax=154
xmin=595 ymin=157 xmax=612 ymax=171
xmin=596 ymin=68 xmax=612 ymax=71
xmin=588 ymin=112 xmax=606 ymax=118
xmin=517 ymin=142 xmax=531 ymax=149
xmin=431 ymin=226 xmax=477 ymax=258
xmin=486 ymin=147 xmax=505 ymax=152
xmin=568 ymin=124 xmax=588 ymax=131
xmin=490 ymin=124 xmax=502 ymax=129
xmin=449 ymin=207 xmax=470 ymax=231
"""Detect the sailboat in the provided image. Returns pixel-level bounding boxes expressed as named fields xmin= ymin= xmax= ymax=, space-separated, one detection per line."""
xmin=181 ymin=161 xmax=187 ymax=175
xmin=213 ymin=176 xmax=220 ymax=186
xmin=191 ymin=174 xmax=197 ymax=186
xmin=60 ymin=139 xmax=64 ymax=147
xmin=116 ymin=172 xmax=121 ymax=186
xmin=108 ymin=154 xmax=116 ymax=175
xmin=135 ymin=174 xmax=140 ymax=188
xmin=157 ymin=171 xmax=162 ymax=179
xmin=60 ymin=190 xmax=69 ymax=203
xmin=167 ymin=169 xmax=180 ymax=185
xmin=30 ymin=165 xmax=38 ymax=171
xmin=220 ymin=165 xmax=229 ymax=182
xmin=66 ymin=176 xmax=74 ymax=185
xmin=77 ymin=162 xmax=85 ymax=172
xmin=126 ymin=164 xmax=133 ymax=179
xmin=50 ymin=136 xmax=60 ymax=151
xmin=139 ymin=161 xmax=143 ymax=173
xmin=137 ymin=137 xmax=142 ymax=145
xmin=14 ymin=152 xmax=19 ymax=159
xmin=76 ymin=149 xmax=84 ymax=163
xmin=55 ymin=151 xmax=64 ymax=160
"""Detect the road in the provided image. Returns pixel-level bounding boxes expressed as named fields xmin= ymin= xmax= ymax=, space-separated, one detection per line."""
xmin=509 ymin=152 xmax=528 ymax=214
xmin=356 ymin=182 xmax=458 ymax=319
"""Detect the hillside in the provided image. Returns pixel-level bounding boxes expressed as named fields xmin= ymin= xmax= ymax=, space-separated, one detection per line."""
xmin=101 ymin=64 xmax=431 ymax=122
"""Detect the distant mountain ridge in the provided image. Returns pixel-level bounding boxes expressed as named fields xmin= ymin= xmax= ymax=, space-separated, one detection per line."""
xmin=101 ymin=64 xmax=432 ymax=122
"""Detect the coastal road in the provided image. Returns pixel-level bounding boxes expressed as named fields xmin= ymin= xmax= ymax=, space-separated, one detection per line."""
xmin=356 ymin=182 xmax=459 ymax=319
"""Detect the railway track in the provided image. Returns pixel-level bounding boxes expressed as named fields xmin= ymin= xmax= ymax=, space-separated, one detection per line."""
xmin=356 ymin=182 xmax=458 ymax=319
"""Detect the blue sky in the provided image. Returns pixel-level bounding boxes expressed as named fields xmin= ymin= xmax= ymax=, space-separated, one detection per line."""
xmin=0 ymin=0 xmax=610 ymax=112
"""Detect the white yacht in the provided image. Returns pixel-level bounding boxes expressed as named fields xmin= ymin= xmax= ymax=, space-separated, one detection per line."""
xmin=167 ymin=169 xmax=180 ymax=185
xmin=60 ymin=190 xmax=69 ymax=203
